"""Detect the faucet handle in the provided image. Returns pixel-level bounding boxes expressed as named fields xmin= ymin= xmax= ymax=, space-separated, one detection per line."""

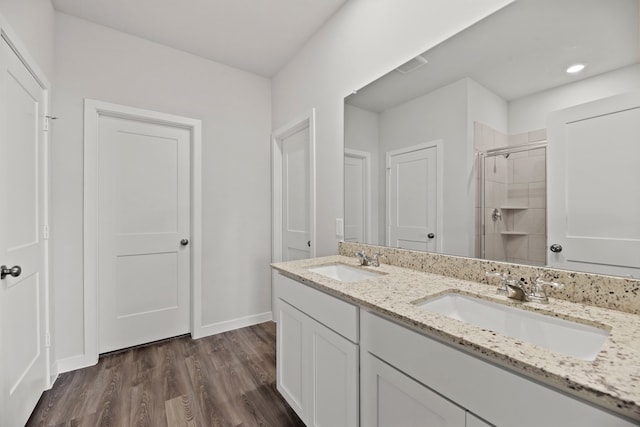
xmin=485 ymin=271 xmax=509 ymax=294
xmin=529 ymin=276 xmax=564 ymax=303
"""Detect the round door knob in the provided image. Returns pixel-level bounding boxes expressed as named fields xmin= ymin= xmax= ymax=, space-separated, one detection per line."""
xmin=549 ymin=243 xmax=563 ymax=253
xmin=180 ymin=239 xmax=189 ymax=246
xmin=1 ymin=265 xmax=21 ymax=280
xmin=427 ymin=233 xmax=435 ymax=239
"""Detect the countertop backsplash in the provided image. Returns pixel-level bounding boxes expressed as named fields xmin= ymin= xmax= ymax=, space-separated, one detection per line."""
xmin=339 ymin=242 xmax=640 ymax=315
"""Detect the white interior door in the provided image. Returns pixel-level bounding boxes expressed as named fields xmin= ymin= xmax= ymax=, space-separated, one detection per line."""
xmin=548 ymin=91 xmax=640 ymax=277
xmin=0 ymin=38 xmax=49 ymax=426
xmin=344 ymin=151 xmax=368 ymax=243
xmin=387 ymin=144 xmax=439 ymax=252
xmin=97 ymin=115 xmax=191 ymax=353
xmin=281 ymin=126 xmax=311 ymax=261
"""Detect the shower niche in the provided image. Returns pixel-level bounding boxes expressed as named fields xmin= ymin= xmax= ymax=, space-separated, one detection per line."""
xmin=475 ymin=123 xmax=547 ymax=266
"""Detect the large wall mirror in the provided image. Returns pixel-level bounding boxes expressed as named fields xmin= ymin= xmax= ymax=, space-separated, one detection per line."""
xmin=344 ymin=0 xmax=640 ymax=278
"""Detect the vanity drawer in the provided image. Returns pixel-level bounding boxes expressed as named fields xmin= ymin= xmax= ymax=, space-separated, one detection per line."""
xmin=274 ymin=272 xmax=358 ymax=342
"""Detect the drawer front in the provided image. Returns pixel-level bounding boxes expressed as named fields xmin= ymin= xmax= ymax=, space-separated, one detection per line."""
xmin=274 ymin=272 xmax=358 ymax=342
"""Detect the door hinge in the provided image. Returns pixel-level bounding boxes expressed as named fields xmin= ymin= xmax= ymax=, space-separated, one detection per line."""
xmin=43 ymin=115 xmax=58 ymax=132
xmin=43 ymin=224 xmax=50 ymax=239
xmin=45 ymin=332 xmax=51 ymax=348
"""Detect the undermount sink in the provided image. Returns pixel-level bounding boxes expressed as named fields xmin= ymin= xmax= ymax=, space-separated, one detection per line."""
xmin=416 ymin=293 xmax=609 ymax=361
xmin=307 ymin=263 xmax=383 ymax=282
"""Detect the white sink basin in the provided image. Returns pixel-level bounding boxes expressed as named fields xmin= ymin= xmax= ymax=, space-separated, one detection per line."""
xmin=307 ymin=263 xmax=383 ymax=282
xmin=416 ymin=293 xmax=609 ymax=361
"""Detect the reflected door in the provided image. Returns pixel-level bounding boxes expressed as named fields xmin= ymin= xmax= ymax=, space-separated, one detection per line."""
xmin=0 ymin=38 xmax=49 ymax=426
xmin=548 ymin=91 xmax=640 ymax=277
xmin=344 ymin=150 xmax=369 ymax=243
xmin=282 ymin=126 xmax=310 ymax=261
xmin=97 ymin=115 xmax=191 ymax=353
xmin=387 ymin=144 xmax=438 ymax=251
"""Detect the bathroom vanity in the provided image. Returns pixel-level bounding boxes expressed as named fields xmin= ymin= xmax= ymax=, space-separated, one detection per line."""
xmin=272 ymin=245 xmax=640 ymax=426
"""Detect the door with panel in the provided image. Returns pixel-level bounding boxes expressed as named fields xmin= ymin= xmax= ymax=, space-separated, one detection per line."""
xmin=97 ymin=115 xmax=191 ymax=353
xmin=344 ymin=151 xmax=368 ymax=243
xmin=387 ymin=144 xmax=439 ymax=251
xmin=547 ymin=92 xmax=640 ymax=277
xmin=0 ymin=38 xmax=49 ymax=427
xmin=281 ymin=126 xmax=311 ymax=261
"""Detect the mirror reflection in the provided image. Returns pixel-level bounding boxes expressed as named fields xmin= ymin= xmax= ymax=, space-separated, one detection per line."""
xmin=344 ymin=0 xmax=640 ymax=277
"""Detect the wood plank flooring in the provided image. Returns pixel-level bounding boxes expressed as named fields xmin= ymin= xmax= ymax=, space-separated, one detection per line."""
xmin=26 ymin=322 xmax=305 ymax=427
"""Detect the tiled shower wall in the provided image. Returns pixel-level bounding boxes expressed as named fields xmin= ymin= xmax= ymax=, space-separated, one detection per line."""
xmin=475 ymin=123 xmax=547 ymax=266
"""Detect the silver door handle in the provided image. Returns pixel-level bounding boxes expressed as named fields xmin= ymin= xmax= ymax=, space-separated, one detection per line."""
xmin=1 ymin=265 xmax=21 ymax=280
xmin=180 ymin=239 xmax=189 ymax=246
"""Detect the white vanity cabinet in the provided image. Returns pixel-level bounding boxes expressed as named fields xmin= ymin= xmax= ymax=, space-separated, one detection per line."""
xmin=274 ymin=273 xmax=359 ymax=427
xmin=361 ymin=310 xmax=636 ymax=427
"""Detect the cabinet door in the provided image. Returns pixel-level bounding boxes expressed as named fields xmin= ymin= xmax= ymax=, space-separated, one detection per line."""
xmin=361 ymin=352 xmax=465 ymax=427
xmin=309 ymin=320 xmax=358 ymax=427
xmin=277 ymin=300 xmax=308 ymax=421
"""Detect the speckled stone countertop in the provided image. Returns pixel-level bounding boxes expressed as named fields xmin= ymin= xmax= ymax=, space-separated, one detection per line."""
xmin=272 ymin=255 xmax=640 ymax=423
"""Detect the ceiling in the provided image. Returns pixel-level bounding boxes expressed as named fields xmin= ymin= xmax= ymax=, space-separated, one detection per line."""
xmin=51 ymin=0 xmax=348 ymax=77
xmin=347 ymin=0 xmax=640 ymax=112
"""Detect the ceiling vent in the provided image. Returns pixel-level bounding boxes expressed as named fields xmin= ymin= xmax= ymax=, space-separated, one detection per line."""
xmin=395 ymin=55 xmax=428 ymax=74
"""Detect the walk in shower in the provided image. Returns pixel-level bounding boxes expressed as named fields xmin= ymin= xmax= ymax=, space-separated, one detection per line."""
xmin=478 ymin=141 xmax=547 ymax=266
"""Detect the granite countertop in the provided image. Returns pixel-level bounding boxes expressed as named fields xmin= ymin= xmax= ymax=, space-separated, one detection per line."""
xmin=272 ymin=255 xmax=640 ymax=422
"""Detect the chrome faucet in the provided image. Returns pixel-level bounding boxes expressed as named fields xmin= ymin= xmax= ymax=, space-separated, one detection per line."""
xmin=505 ymin=278 xmax=529 ymax=301
xmin=492 ymin=274 xmax=564 ymax=303
xmin=355 ymin=251 xmax=383 ymax=267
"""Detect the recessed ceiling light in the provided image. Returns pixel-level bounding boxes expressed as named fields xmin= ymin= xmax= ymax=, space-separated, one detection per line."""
xmin=566 ymin=63 xmax=586 ymax=74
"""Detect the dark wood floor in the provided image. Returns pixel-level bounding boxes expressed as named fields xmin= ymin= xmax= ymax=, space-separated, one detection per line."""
xmin=26 ymin=322 xmax=305 ymax=427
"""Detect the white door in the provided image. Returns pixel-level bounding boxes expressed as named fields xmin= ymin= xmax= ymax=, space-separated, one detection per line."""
xmin=344 ymin=151 xmax=368 ymax=243
xmin=97 ymin=115 xmax=191 ymax=353
xmin=547 ymin=92 xmax=640 ymax=277
xmin=0 ymin=38 xmax=49 ymax=426
xmin=281 ymin=126 xmax=310 ymax=261
xmin=387 ymin=144 xmax=439 ymax=252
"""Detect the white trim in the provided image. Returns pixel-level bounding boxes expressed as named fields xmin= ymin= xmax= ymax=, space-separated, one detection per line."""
xmin=271 ymin=109 xmax=317 ymax=263
xmin=385 ymin=140 xmax=444 ymax=252
xmin=83 ymin=99 xmax=203 ymax=367
xmin=344 ymin=148 xmax=372 ymax=244
xmin=196 ymin=312 xmax=273 ymax=338
xmin=0 ymin=14 xmax=54 ymax=391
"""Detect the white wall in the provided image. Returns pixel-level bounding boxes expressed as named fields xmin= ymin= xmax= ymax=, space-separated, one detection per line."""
xmin=53 ymin=13 xmax=272 ymax=365
xmin=0 ymin=0 xmax=55 ymax=79
xmin=272 ymin=0 xmax=514 ymax=256
xmin=468 ymin=79 xmax=508 ymax=135
xmin=509 ymin=64 xmax=640 ymax=134
xmin=344 ymin=104 xmax=380 ymax=244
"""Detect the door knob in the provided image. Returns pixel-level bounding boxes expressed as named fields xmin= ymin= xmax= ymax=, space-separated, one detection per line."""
xmin=549 ymin=244 xmax=563 ymax=253
xmin=180 ymin=239 xmax=189 ymax=246
xmin=427 ymin=233 xmax=435 ymax=239
xmin=1 ymin=265 xmax=21 ymax=280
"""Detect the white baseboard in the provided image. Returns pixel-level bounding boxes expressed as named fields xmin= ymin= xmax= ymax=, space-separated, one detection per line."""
xmin=56 ymin=353 xmax=98 ymax=374
xmin=192 ymin=311 xmax=273 ymax=339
